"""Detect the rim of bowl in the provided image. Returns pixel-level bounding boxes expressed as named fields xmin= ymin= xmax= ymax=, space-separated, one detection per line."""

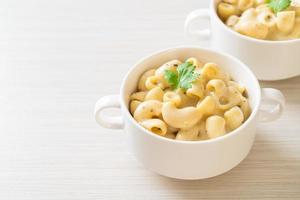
xmin=120 ymin=46 xmax=261 ymax=144
xmin=211 ymin=0 xmax=300 ymax=44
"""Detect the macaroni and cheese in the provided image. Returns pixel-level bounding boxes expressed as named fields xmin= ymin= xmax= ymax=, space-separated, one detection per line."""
xmin=217 ymin=0 xmax=300 ymax=40
xmin=129 ymin=58 xmax=251 ymax=141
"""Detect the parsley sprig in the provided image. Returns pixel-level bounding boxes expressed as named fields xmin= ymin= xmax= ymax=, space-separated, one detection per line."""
xmin=267 ymin=0 xmax=291 ymax=14
xmin=164 ymin=61 xmax=199 ymax=90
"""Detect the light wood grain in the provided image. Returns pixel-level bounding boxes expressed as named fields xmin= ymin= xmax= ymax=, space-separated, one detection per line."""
xmin=0 ymin=0 xmax=299 ymax=199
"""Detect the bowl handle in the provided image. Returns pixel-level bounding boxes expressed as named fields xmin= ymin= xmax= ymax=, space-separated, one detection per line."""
xmin=259 ymin=88 xmax=285 ymax=122
xmin=94 ymin=95 xmax=124 ymax=129
xmin=184 ymin=9 xmax=211 ymax=40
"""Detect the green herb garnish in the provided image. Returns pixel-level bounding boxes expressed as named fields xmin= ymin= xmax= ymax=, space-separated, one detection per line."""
xmin=267 ymin=0 xmax=291 ymax=14
xmin=164 ymin=61 xmax=199 ymax=90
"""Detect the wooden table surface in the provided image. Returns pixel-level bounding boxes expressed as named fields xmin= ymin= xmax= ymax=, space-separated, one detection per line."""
xmin=1 ymin=0 xmax=299 ymax=199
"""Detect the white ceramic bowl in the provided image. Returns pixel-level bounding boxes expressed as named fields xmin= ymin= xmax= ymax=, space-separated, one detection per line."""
xmin=94 ymin=47 xmax=285 ymax=180
xmin=184 ymin=0 xmax=300 ymax=81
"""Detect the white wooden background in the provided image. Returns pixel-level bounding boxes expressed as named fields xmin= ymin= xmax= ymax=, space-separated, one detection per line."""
xmin=0 ymin=0 xmax=299 ymax=199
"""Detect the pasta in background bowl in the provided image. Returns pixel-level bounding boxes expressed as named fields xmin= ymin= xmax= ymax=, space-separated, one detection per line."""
xmin=94 ymin=47 xmax=285 ymax=180
xmin=129 ymin=58 xmax=251 ymax=141
xmin=184 ymin=0 xmax=300 ymax=81
xmin=218 ymin=0 xmax=300 ymax=40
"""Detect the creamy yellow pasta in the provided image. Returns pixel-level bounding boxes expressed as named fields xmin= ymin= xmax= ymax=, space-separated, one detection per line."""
xmin=129 ymin=58 xmax=251 ymax=141
xmin=217 ymin=0 xmax=300 ymax=40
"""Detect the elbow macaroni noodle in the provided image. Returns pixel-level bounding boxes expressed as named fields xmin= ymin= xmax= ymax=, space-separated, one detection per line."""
xmin=218 ymin=0 xmax=300 ymax=40
xmin=129 ymin=58 xmax=251 ymax=141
